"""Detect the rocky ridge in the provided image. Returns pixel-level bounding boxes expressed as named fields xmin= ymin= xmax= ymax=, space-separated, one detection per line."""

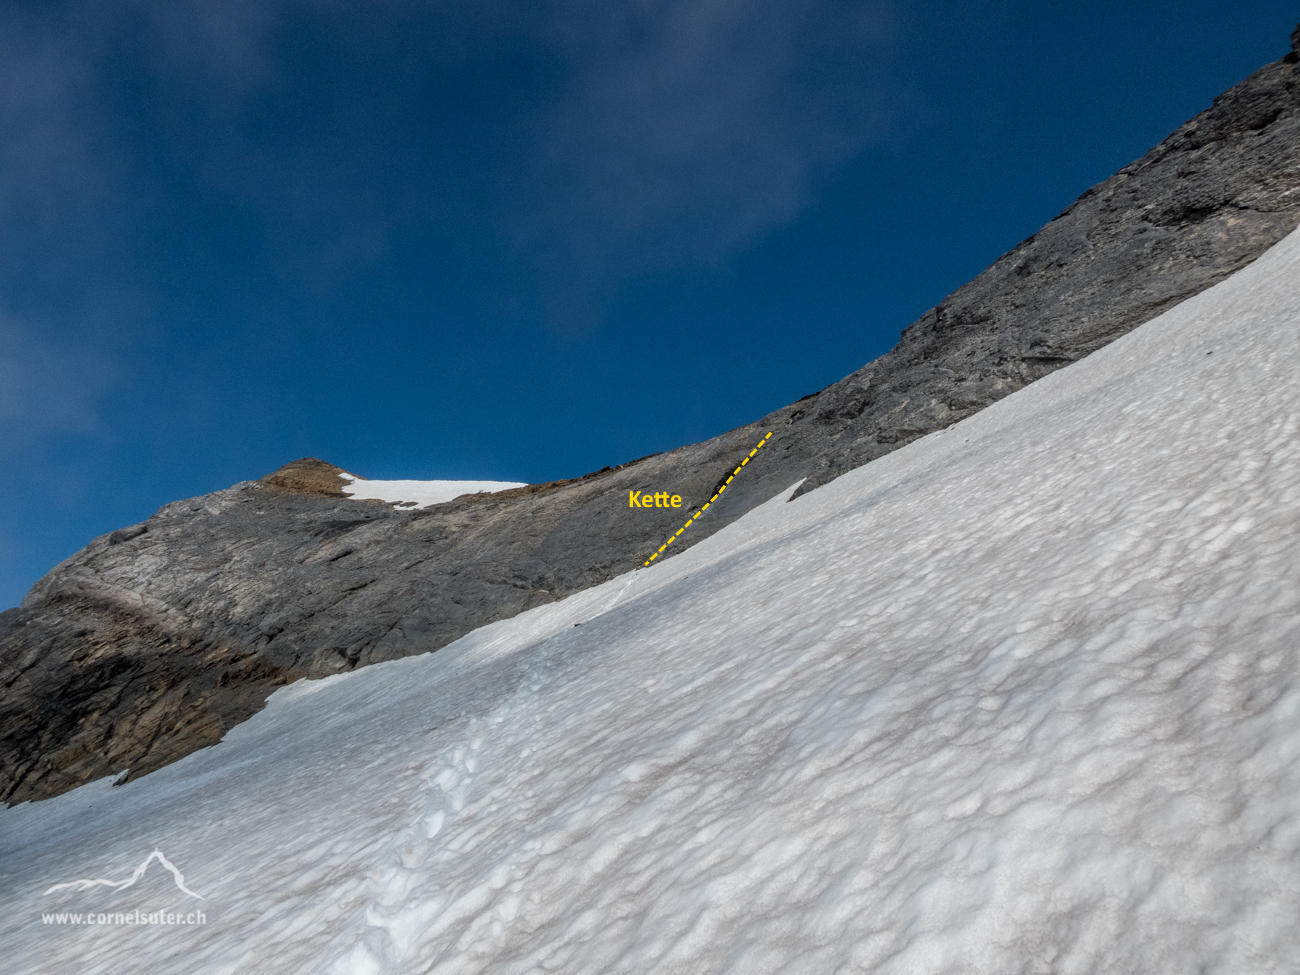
xmin=3 ymin=28 xmax=1299 ymax=804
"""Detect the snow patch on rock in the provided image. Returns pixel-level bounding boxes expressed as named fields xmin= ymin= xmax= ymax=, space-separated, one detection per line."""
xmin=339 ymin=475 xmax=527 ymax=509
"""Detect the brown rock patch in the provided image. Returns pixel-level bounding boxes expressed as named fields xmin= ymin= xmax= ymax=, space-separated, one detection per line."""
xmin=260 ymin=458 xmax=351 ymax=498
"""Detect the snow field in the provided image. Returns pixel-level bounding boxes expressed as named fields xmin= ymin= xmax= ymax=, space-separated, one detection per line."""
xmin=339 ymin=475 xmax=528 ymax=509
xmin=2 ymin=228 xmax=1299 ymax=974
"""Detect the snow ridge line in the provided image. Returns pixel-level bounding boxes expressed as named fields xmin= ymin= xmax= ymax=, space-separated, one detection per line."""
xmin=644 ymin=431 xmax=772 ymax=566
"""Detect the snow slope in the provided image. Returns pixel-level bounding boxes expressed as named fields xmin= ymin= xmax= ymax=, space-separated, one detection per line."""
xmin=339 ymin=474 xmax=528 ymax=508
xmin=3 ymin=228 xmax=1299 ymax=974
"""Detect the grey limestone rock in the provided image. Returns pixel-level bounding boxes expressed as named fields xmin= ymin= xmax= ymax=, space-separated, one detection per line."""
xmin=3 ymin=30 xmax=1300 ymax=804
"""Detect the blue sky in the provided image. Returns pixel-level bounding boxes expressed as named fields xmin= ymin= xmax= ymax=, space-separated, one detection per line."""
xmin=2 ymin=0 xmax=1296 ymax=609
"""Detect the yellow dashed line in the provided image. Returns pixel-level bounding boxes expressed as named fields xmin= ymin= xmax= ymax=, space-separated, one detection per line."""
xmin=643 ymin=431 xmax=773 ymax=565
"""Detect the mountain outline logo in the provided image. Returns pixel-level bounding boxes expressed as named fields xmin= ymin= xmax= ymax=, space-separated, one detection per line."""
xmin=43 ymin=849 xmax=205 ymax=900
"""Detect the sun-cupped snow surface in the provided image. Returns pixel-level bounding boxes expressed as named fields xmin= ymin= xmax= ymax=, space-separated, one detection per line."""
xmin=338 ymin=474 xmax=527 ymax=508
xmin=4 ymin=229 xmax=1300 ymax=975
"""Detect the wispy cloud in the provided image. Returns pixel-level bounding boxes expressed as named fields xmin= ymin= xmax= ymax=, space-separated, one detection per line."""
xmin=0 ymin=315 xmax=117 ymax=448
xmin=519 ymin=0 xmax=897 ymax=273
xmin=0 ymin=6 xmax=116 ymax=271
xmin=1 ymin=1 xmax=900 ymax=322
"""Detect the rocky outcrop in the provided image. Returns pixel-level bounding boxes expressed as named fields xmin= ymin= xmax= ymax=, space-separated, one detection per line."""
xmin=3 ymin=28 xmax=1299 ymax=805
xmin=258 ymin=457 xmax=350 ymax=497
xmin=782 ymin=42 xmax=1300 ymax=496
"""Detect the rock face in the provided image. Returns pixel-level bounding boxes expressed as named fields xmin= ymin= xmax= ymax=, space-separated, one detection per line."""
xmin=3 ymin=32 xmax=1299 ymax=805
